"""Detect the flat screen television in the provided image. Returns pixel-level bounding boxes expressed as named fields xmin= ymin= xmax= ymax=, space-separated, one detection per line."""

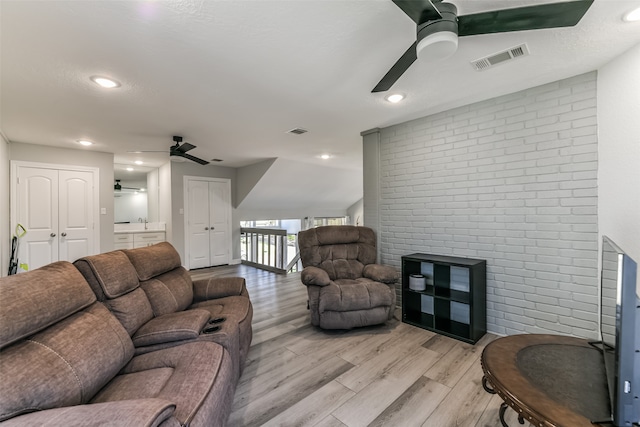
xmin=599 ymin=236 xmax=640 ymax=426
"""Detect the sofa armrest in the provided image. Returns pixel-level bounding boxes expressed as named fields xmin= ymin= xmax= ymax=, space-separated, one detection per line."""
xmin=132 ymin=309 xmax=210 ymax=347
xmin=0 ymin=398 xmax=179 ymax=427
xmin=301 ymin=266 xmax=331 ymax=287
xmin=192 ymin=276 xmax=247 ymax=302
xmin=363 ymin=264 xmax=399 ymax=284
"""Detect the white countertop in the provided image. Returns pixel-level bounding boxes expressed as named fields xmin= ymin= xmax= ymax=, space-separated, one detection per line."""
xmin=114 ymin=229 xmax=165 ymax=235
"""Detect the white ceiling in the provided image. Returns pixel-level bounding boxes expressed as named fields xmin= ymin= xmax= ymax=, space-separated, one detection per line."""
xmin=2 ymin=0 xmax=640 ymax=205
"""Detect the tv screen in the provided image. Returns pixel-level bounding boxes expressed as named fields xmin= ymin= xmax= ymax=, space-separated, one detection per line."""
xmin=599 ymin=236 xmax=639 ymax=427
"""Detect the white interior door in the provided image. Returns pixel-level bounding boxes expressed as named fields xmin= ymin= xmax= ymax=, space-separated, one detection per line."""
xmin=13 ymin=163 xmax=98 ymax=272
xmin=187 ymin=179 xmax=211 ymax=269
xmin=185 ymin=177 xmax=232 ymax=269
xmin=209 ymin=180 xmax=230 ymax=266
xmin=58 ymin=170 xmax=94 ymax=263
xmin=16 ymin=167 xmax=59 ymax=270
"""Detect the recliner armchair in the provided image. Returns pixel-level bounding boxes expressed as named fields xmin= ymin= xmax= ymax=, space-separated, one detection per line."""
xmin=298 ymin=225 xmax=398 ymax=329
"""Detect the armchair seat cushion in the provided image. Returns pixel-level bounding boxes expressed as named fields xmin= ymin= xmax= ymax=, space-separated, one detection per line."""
xmin=319 ymin=279 xmax=395 ymax=312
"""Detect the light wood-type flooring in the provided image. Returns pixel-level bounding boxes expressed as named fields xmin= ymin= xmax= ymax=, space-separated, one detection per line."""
xmin=191 ymin=265 xmax=531 ymax=427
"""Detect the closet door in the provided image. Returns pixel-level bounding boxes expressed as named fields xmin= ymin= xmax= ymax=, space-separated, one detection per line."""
xmin=185 ymin=177 xmax=232 ymax=269
xmin=187 ymin=179 xmax=212 ymax=269
xmin=208 ymin=180 xmax=230 ymax=266
xmin=58 ymin=170 xmax=94 ymax=263
xmin=16 ymin=167 xmax=59 ymax=269
xmin=13 ymin=163 xmax=98 ymax=272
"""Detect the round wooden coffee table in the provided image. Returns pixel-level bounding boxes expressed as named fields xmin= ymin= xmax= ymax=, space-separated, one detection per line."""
xmin=481 ymin=334 xmax=611 ymax=427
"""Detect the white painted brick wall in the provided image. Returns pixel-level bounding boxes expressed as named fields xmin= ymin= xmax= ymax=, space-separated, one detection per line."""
xmin=376 ymin=72 xmax=599 ymax=339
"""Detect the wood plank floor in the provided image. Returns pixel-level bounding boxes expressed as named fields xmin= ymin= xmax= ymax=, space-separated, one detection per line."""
xmin=191 ymin=265 xmax=531 ymax=427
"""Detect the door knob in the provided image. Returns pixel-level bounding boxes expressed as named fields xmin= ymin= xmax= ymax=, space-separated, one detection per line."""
xmin=205 ymin=227 xmax=209 ymax=230
xmin=61 ymin=232 xmax=67 ymax=237
xmin=50 ymin=233 xmax=56 ymax=237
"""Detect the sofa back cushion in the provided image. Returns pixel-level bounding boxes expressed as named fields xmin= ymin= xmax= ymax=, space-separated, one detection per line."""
xmin=74 ymin=251 xmax=140 ymax=299
xmin=124 ymin=242 xmax=183 ymax=281
xmin=0 ymin=261 xmax=96 ymax=350
xmin=139 ymin=267 xmax=194 ymax=316
xmin=0 ymin=303 xmax=134 ymax=421
xmin=74 ymin=251 xmax=154 ymax=336
xmin=298 ymin=226 xmax=378 ymax=280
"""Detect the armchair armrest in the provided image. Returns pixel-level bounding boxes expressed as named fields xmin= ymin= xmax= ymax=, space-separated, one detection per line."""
xmin=0 ymin=398 xmax=178 ymax=427
xmin=301 ymin=266 xmax=331 ymax=287
xmin=363 ymin=264 xmax=399 ymax=284
xmin=192 ymin=276 xmax=247 ymax=302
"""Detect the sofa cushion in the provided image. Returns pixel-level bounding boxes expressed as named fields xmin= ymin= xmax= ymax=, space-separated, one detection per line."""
xmin=91 ymin=342 xmax=231 ymax=427
xmin=74 ymin=251 xmax=140 ymax=299
xmin=132 ymin=309 xmax=211 ymax=347
xmin=105 ymin=287 xmax=155 ymax=336
xmin=0 ymin=303 xmax=134 ymax=421
xmin=140 ymin=267 xmax=194 ymax=316
xmin=0 ymin=399 xmax=179 ymax=427
xmin=124 ymin=242 xmax=182 ymax=281
xmin=0 ymin=261 xmax=96 ymax=350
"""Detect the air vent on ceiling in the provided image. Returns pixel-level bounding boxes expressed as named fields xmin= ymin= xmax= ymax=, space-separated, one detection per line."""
xmin=471 ymin=44 xmax=529 ymax=71
xmin=287 ymin=128 xmax=308 ymax=135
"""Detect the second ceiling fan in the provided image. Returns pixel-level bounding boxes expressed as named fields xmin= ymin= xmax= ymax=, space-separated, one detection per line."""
xmin=372 ymin=0 xmax=594 ymax=92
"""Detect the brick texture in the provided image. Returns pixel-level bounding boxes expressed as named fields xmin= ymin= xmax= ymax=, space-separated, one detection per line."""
xmin=377 ymin=72 xmax=598 ymax=339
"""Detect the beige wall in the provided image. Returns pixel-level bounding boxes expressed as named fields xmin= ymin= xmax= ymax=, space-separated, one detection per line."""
xmin=9 ymin=142 xmax=115 ymax=253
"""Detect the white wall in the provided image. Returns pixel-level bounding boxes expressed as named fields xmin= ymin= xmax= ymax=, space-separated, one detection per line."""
xmin=347 ymin=198 xmax=364 ymax=226
xmin=367 ymin=72 xmax=600 ymax=339
xmin=0 ymin=134 xmax=10 ymax=276
xmin=597 ymin=42 xmax=640 ymax=293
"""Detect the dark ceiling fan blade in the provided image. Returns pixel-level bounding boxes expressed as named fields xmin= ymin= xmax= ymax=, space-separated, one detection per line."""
xmin=172 ymin=152 xmax=210 ymax=165
xmin=458 ymin=0 xmax=594 ymax=37
xmin=174 ymin=142 xmax=196 ymax=153
xmin=372 ymin=41 xmax=418 ymax=93
xmin=392 ymin=0 xmax=442 ymax=24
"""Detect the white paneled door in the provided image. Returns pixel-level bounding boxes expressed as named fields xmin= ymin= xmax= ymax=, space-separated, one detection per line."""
xmin=13 ymin=163 xmax=97 ymax=271
xmin=186 ymin=177 xmax=231 ymax=269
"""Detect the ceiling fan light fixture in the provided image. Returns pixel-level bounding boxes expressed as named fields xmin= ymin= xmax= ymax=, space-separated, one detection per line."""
xmin=417 ymin=31 xmax=458 ymax=60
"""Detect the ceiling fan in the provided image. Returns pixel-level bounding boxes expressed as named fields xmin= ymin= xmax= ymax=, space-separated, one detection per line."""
xmin=128 ymin=136 xmax=210 ymax=165
xmin=114 ymin=179 xmax=143 ymax=191
xmin=373 ymin=0 xmax=594 ymax=92
xmin=169 ymin=136 xmax=209 ymax=165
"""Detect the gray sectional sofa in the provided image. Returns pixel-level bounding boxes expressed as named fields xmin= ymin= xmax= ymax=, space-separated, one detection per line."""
xmin=0 ymin=242 xmax=252 ymax=426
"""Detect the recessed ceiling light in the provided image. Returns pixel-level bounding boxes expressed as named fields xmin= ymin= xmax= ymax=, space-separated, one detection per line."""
xmin=385 ymin=93 xmax=405 ymax=103
xmin=90 ymin=76 xmax=120 ymax=88
xmin=623 ymin=6 xmax=640 ymax=22
xmin=77 ymin=140 xmax=93 ymax=146
xmin=126 ymin=167 xmax=134 ymax=171
xmin=134 ymin=160 xmax=143 ymax=165
xmin=320 ymin=154 xmax=331 ymax=160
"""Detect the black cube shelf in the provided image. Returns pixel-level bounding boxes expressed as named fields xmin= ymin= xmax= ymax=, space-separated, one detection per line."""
xmin=402 ymin=253 xmax=486 ymax=344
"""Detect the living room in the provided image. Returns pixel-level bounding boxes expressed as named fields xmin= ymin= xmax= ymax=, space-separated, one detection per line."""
xmin=1 ymin=1 xmax=640 ymax=426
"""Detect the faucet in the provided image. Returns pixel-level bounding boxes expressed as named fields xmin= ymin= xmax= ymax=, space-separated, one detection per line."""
xmin=144 ymin=218 xmax=148 ymax=230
